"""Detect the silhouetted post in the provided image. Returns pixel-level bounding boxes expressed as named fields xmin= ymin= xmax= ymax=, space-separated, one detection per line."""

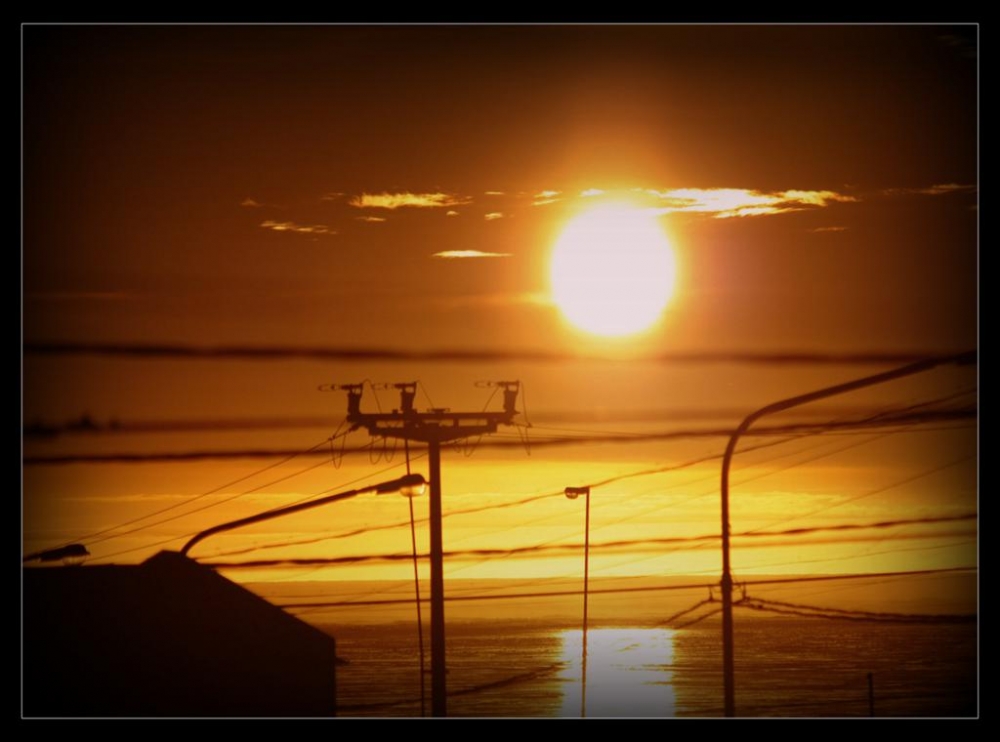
xmin=428 ymin=438 xmax=446 ymax=717
xmin=343 ymin=381 xmax=521 ymax=717
xmin=565 ymin=486 xmax=591 ymax=717
xmin=718 ymin=351 xmax=975 ymax=717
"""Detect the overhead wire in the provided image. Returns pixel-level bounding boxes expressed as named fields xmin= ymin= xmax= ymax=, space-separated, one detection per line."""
xmin=45 ymin=380 xmax=976 ymax=592
xmin=84 ymin=452 xmax=428 ymax=564
xmin=200 ymin=405 xmax=970 ymax=589
xmin=274 ymin=567 xmax=974 ymax=612
xmin=199 ymin=512 xmax=976 ymax=571
xmin=61 ymin=436 xmax=340 ymax=551
xmin=735 ymin=597 xmax=974 ymax=624
xmin=21 ymin=384 xmax=973 ymax=441
xmin=22 ymin=406 xmax=975 ymax=465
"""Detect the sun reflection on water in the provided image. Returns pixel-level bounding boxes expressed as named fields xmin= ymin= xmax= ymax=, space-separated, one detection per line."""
xmin=557 ymin=627 xmax=676 ymax=717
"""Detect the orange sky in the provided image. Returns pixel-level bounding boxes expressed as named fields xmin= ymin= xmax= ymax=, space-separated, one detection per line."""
xmin=22 ymin=25 xmax=977 ymax=596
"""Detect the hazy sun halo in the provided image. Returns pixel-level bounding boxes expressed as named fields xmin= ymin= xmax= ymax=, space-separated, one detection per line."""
xmin=550 ymin=204 xmax=677 ymax=337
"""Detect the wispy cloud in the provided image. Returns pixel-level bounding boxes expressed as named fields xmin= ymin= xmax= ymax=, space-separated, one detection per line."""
xmin=643 ymin=187 xmax=856 ymax=218
xmin=320 ymin=192 xmax=345 ymax=201
xmin=484 ymin=190 xmax=505 ymax=196
xmin=260 ymin=220 xmax=336 ymax=235
xmin=533 ymin=189 xmax=561 ymax=206
xmin=810 ymin=226 xmax=848 ymax=233
xmin=882 ymin=183 xmax=977 ymax=197
xmin=484 ymin=212 xmax=504 ymax=221
xmin=432 ymin=250 xmax=511 ymax=259
xmin=356 ymin=216 xmax=387 ymax=223
xmin=580 ymin=188 xmax=605 ymax=197
xmin=349 ymin=192 xmax=470 ymax=209
xmin=446 ymin=210 xmax=460 ymax=217
xmin=242 ymin=197 xmax=286 ymax=209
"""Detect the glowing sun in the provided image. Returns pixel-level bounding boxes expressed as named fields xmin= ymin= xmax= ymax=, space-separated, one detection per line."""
xmin=549 ymin=204 xmax=677 ymax=337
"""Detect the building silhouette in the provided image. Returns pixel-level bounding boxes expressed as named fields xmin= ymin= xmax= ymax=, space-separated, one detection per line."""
xmin=23 ymin=551 xmax=338 ymax=717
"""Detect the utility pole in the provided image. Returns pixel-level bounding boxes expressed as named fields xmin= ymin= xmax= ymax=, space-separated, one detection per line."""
xmin=340 ymin=380 xmax=521 ymax=717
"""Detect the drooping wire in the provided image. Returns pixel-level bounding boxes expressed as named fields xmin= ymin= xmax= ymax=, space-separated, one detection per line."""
xmin=736 ymin=596 xmax=975 ymax=624
xmin=658 ymin=597 xmax=716 ymax=627
xmin=24 ymin=408 xmax=976 ymax=465
xmin=518 ymin=380 xmax=534 ymax=428
xmin=742 ymin=453 xmax=976 ymax=536
xmin=58 ymin=437 xmax=337 ymax=551
xmin=329 ymin=419 xmax=348 ymax=469
xmin=450 ymin=383 xmax=500 ymax=458
xmin=201 ymin=515 xmax=977 ymax=571
xmin=89 ymin=455 xmax=424 ymax=564
xmin=209 ymin=412 xmax=969 ymax=585
xmin=80 ymin=456 xmax=334 ymax=556
xmin=365 ymin=379 xmax=384 ymax=413
xmin=416 ymin=380 xmax=437 ymax=410
xmin=404 ymin=437 xmax=427 ymax=717
xmin=273 ymin=567 xmax=974 ymax=612
xmin=197 ymin=453 xmax=432 ymax=558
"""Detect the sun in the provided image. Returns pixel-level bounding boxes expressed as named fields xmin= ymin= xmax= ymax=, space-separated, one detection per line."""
xmin=549 ymin=203 xmax=677 ymax=337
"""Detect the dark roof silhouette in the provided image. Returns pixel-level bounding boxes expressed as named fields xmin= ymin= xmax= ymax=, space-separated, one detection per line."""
xmin=23 ymin=551 xmax=338 ymax=717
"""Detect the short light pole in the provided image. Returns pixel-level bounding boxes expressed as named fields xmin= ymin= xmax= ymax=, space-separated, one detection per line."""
xmin=180 ymin=473 xmax=427 ymax=557
xmin=565 ymin=485 xmax=591 ymax=718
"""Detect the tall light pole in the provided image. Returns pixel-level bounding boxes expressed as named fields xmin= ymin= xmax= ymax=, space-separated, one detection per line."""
xmin=565 ymin=485 xmax=591 ymax=718
xmin=718 ymin=351 xmax=975 ymax=717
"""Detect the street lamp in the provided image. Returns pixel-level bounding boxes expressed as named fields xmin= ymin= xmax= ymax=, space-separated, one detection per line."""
xmin=565 ymin=485 xmax=591 ymax=718
xmin=180 ymin=473 xmax=427 ymax=557
xmin=717 ymin=351 xmax=975 ymax=716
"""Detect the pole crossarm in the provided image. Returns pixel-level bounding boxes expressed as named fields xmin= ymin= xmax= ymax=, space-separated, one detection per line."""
xmin=348 ymin=411 xmax=515 ymax=444
xmin=338 ymin=380 xmax=522 ymax=716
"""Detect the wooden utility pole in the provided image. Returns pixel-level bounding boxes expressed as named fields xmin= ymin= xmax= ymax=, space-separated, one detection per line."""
xmin=343 ymin=381 xmax=521 ymax=717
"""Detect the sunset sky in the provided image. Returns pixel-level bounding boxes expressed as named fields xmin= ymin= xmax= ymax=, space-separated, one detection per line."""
xmin=22 ymin=25 xmax=977 ymax=597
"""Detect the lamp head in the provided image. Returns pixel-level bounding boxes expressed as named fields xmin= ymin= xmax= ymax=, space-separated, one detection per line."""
xmin=376 ymin=473 xmax=427 ymax=497
xmin=565 ymin=486 xmax=590 ymax=500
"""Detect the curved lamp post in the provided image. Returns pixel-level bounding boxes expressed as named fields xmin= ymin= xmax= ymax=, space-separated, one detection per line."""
xmin=719 ymin=351 xmax=975 ymax=717
xmin=565 ymin=485 xmax=591 ymax=718
xmin=181 ymin=473 xmax=427 ymax=557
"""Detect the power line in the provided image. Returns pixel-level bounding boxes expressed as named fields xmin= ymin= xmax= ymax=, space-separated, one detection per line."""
xmin=21 ymin=408 xmax=977 ymax=465
xmin=738 ymin=595 xmax=975 ymax=622
xmin=74 ymin=447 xmax=335 ymax=550
xmin=272 ymin=567 xmax=975 ymax=611
xmin=61 ymin=437 xmax=338 ymax=550
xmin=742 ymin=453 xmax=976 ymax=536
xmin=466 ymin=426 xmax=953 ymax=581
xmin=736 ymin=598 xmax=974 ymax=624
xmin=199 ymin=432 xmax=835 ymax=560
xmin=25 ymin=386 xmax=974 ymax=440
xmin=82 ymin=456 xmax=427 ymax=563
xmin=197 ymin=513 xmax=976 ymax=570
xmin=197 ymin=417 xmax=972 ymax=568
